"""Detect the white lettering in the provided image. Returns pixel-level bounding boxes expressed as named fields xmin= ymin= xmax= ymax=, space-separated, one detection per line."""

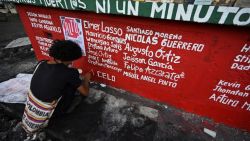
xmin=217 ymin=7 xmax=239 ymax=24
xmin=150 ymin=2 xmax=166 ymax=19
xmin=175 ymin=4 xmax=194 ymax=21
xmin=233 ymin=8 xmax=250 ymax=26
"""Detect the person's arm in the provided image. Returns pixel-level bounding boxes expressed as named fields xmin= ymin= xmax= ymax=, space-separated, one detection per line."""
xmin=77 ymin=72 xmax=91 ymax=96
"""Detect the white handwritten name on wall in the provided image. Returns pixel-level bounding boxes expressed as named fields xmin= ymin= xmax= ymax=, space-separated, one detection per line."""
xmin=208 ymin=43 xmax=250 ymax=112
xmin=35 ymin=36 xmax=53 ymax=57
xmin=209 ymin=80 xmax=250 ymax=112
xmin=231 ymin=44 xmax=250 ymax=71
xmin=26 ymin=12 xmax=61 ymax=33
xmin=83 ymin=20 xmax=206 ymax=88
xmin=26 ymin=11 xmax=61 ymax=57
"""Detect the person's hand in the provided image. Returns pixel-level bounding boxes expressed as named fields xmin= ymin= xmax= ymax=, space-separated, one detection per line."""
xmin=77 ymin=69 xmax=83 ymax=74
xmin=84 ymin=72 xmax=91 ymax=81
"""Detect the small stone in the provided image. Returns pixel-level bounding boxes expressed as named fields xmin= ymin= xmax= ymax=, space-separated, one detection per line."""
xmin=100 ymin=83 xmax=106 ymax=87
xmin=204 ymin=128 xmax=216 ymax=138
xmin=138 ymin=106 xmax=159 ymax=121
xmin=131 ymin=117 xmax=145 ymax=127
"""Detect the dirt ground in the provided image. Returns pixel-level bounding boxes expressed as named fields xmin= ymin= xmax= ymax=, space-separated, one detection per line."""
xmin=0 ymin=14 xmax=249 ymax=141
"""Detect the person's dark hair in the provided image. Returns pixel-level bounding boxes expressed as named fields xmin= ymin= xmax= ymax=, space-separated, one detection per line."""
xmin=49 ymin=40 xmax=82 ymax=61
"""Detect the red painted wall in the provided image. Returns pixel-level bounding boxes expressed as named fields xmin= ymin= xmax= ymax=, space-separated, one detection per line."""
xmin=16 ymin=5 xmax=250 ymax=131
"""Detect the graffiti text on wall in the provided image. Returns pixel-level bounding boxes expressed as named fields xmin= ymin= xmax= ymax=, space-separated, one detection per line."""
xmin=6 ymin=0 xmax=250 ymax=26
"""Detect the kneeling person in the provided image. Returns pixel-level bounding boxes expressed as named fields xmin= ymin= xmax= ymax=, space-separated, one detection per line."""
xmin=22 ymin=40 xmax=91 ymax=137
